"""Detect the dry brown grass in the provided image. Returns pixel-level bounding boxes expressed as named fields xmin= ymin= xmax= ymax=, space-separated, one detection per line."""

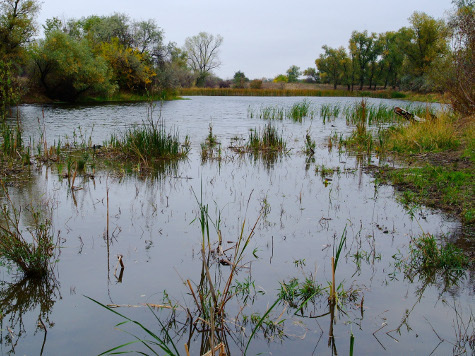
xmin=386 ymin=111 xmax=464 ymax=154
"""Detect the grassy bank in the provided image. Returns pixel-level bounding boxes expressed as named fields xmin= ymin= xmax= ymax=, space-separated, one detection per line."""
xmin=376 ymin=113 xmax=474 ymax=225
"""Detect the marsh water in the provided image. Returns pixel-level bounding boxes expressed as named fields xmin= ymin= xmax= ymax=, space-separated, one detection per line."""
xmin=1 ymin=97 xmax=473 ymax=355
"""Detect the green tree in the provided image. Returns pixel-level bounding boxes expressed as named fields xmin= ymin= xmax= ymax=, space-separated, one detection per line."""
xmin=29 ymin=30 xmax=116 ymax=101
xmin=0 ymin=0 xmax=40 ymax=59
xmin=131 ymin=19 xmax=168 ymax=68
xmin=405 ymin=12 xmax=449 ymax=77
xmin=437 ymin=1 xmax=474 ymax=114
xmin=99 ymin=38 xmax=156 ymax=92
xmin=400 ymin=12 xmax=449 ymax=90
xmin=233 ymin=71 xmax=248 ymax=88
xmin=349 ymin=30 xmax=378 ymax=90
xmin=80 ymin=13 xmax=132 ymax=47
xmin=376 ymin=30 xmax=407 ymax=89
xmin=0 ymin=0 xmax=39 ymax=116
xmin=0 ymin=61 xmax=21 ymax=119
xmin=183 ymin=32 xmax=223 ymax=87
xmin=302 ymin=67 xmax=320 ymax=83
xmin=154 ymin=43 xmax=195 ymax=89
xmin=316 ymin=45 xmax=346 ymax=89
xmin=273 ymin=74 xmax=288 ymax=83
xmin=286 ymin=65 xmax=301 ymax=82
xmin=339 ymin=51 xmax=354 ymax=91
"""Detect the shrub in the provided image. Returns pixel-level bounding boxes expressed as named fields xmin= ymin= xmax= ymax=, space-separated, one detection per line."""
xmin=250 ymin=79 xmax=263 ymax=89
xmin=0 ymin=185 xmax=58 ymax=278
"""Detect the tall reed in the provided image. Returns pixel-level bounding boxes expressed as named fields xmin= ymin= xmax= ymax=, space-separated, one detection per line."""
xmin=108 ymin=118 xmax=188 ymax=163
xmin=247 ymin=124 xmax=286 ymax=152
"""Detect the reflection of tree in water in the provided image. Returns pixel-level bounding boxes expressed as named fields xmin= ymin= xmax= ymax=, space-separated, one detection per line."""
xmin=0 ymin=275 xmax=60 ymax=354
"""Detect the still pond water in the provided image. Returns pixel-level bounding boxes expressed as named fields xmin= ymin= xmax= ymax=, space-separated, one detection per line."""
xmin=1 ymin=97 xmax=472 ymax=355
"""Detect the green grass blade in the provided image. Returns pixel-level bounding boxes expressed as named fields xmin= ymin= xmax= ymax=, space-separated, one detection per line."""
xmin=244 ymin=296 xmax=283 ymax=355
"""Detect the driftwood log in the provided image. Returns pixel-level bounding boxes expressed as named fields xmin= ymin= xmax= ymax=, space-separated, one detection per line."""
xmin=394 ymin=107 xmax=424 ymax=122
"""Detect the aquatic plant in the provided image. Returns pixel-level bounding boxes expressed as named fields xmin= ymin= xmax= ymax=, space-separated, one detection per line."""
xmin=247 ymin=124 xmax=286 ymax=152
xmin=205 ymin=123 xmax=218 ymax=148
xmin=249 ymin=100 xmax=313 ymax=122
xmin=1 ymin=122 xmax=22 ymax=155
xmin=249 ymin=105 xmax=284 ymax=120
xmin=320 ymin=103 xmax=341 ymax=123
xmin=391 ymin=233 xmax=470 ymax=291
xmin=108 ymin=118 xmax=188 ymax=164
xmin=200 ymin=123 xmax=222 ymax=162
xmin=406 ymin=234 xmax=469 ymax=277
xmin=287 ymin=100 xmax=311 ymax=122
xmin=0 ymin=183 xmax=58 ymax=278
xmin=86 ymin=298 xmax=179 ymax=356
xmin=278 ymin=277 xmax=323 ymax=310
xmin=93 ymin=192 xmax=267 ymax=355
xmin=178 ymin=87 xmax=410 ymax=100
xmin=303 ymin=129 xmax=316 ymax=155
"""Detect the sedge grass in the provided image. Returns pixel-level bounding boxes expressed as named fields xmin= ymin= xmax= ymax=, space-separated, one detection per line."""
xmin=247 ymin=124 xmax=286 ymax=152
xmin=107 ymin=118 xmax=189 ymax=164
xmin=248 ymin=100 xmax=312 ymax=122
xmin=287 ymin=100 xmax=311 ymax=122
xmin=1 ymin=122 xmax=22 ymax=155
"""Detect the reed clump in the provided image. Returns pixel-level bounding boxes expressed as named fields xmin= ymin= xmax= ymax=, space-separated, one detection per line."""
xmin=0 ymin=122 xmax=31 ymax=175
xmin=107 ymin=119 xmax=189 ymax=164
xmin=320 ymin=103 xmax=341 ymax=123
xmin=303 ymin=130 xmax=316 ymax=155
xmin=200 ymin=124 xmax=222 ymax=162
xmin=342 ymin=99 xmax=374 ymax=153
xmin=247 ymin=124 xmax=286 ymax=152
xmin=288 ymin=100 xmax=311 ymax=122
xmin=248 ymin=100 xmax=312 ymax=122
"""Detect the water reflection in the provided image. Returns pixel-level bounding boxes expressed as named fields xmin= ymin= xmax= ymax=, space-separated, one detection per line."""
xmin=0 ymin=275 xmax=60 ymax=355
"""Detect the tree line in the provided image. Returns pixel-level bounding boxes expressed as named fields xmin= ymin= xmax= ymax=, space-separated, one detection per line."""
xmin=313 ymin=11 xmax=449 ymax=92
xmin=0 ymin=0 xmax=473 ymax=116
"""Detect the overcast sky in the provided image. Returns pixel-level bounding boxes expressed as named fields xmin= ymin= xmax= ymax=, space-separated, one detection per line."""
xmin=36 ymin=0 xmax=454 ymax=79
